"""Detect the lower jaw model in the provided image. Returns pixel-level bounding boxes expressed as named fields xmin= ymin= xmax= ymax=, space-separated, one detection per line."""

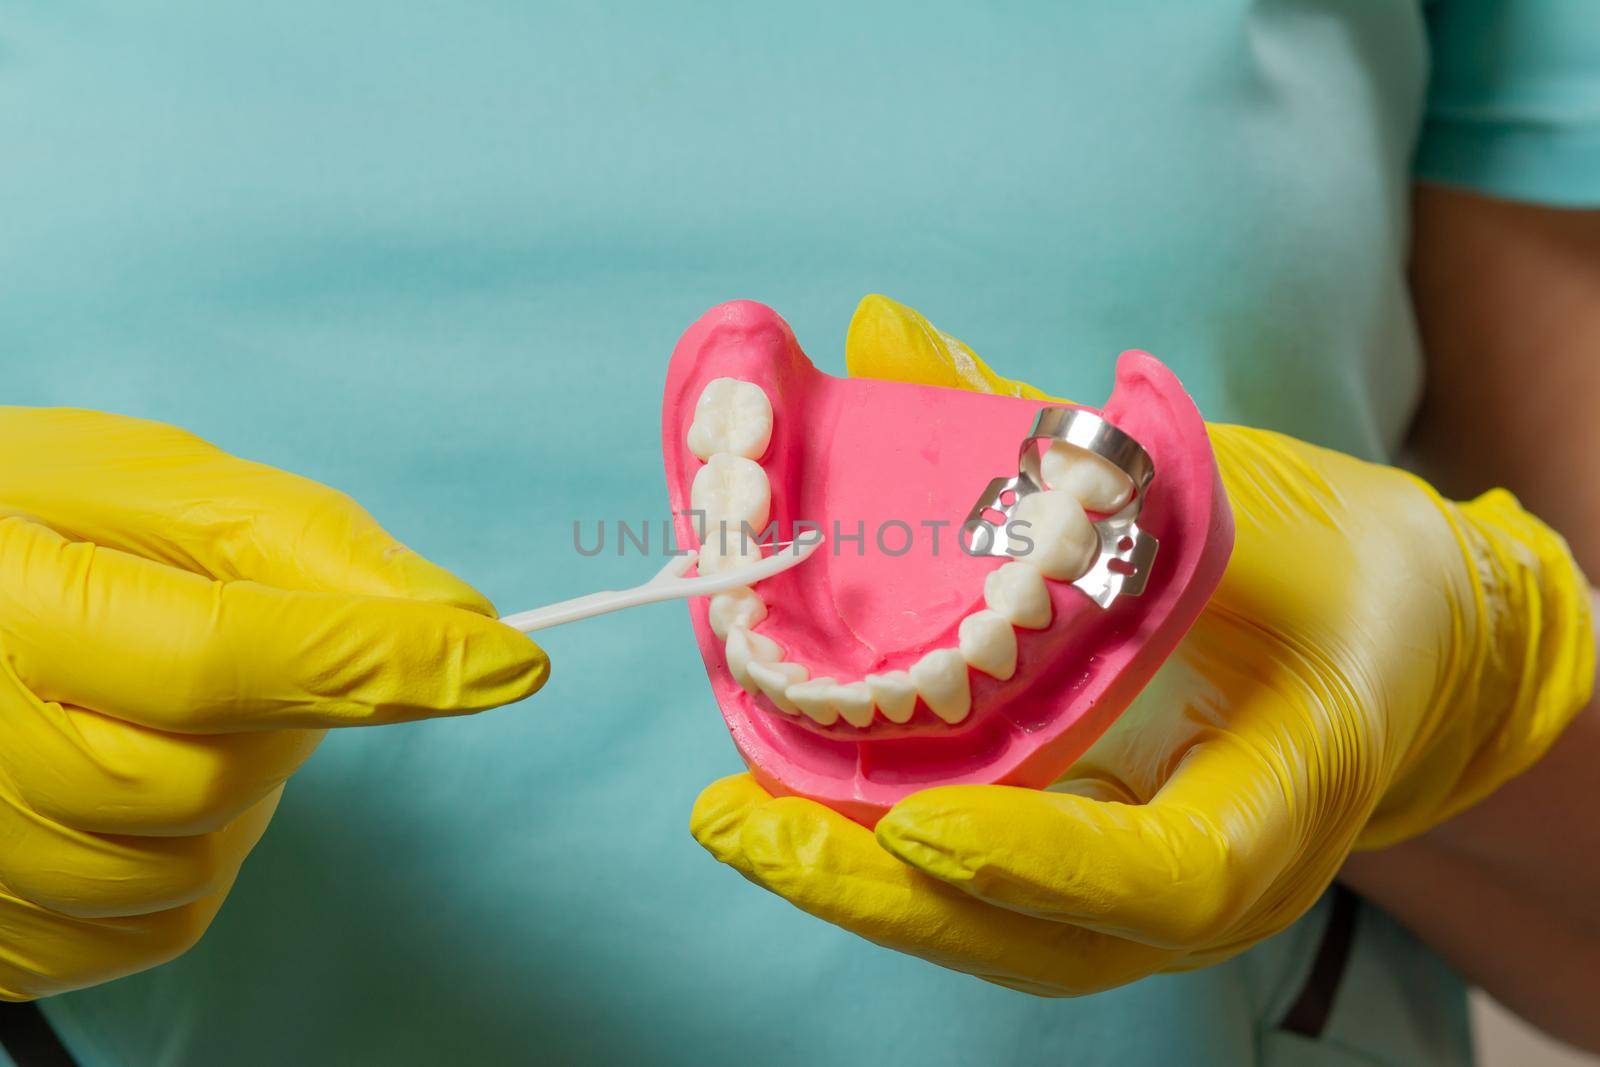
xmin=663 ymin=301 xmax=1233 ymax=825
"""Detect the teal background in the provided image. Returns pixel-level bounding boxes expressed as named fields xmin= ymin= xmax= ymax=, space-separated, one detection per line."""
xmin=2 ymin=1 xmax=1594 ymax=1064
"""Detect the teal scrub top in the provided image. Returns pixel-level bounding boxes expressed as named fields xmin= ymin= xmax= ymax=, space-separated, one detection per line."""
xmin=3 ymin=2 xmax=1597 ymax=1065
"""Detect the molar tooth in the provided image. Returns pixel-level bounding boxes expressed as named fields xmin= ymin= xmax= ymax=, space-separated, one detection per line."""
xmin=910 ymin=649 xmax=972 ymax=724
xmin=725 ymin=627 xmax=782 ymax=693
xmin=827 ymin=681 xmax=875 ymax=728
xmin=691 ymin=453 xmax=771 ymax=536
xmin=1042 ymin=441 xmax=1134 ymax=513
xmin=786 ymin=677 xmax=840 ymax=726
xmin=1008 ymin=489 xmax=1097 ymax=581
xmin=748 ymin=660 xmax=808 ymax=714
xmin=958 ymin=610 xmax=1018 ymax=680
xmin=865 ymin=671 xmax=917 ymax=724
xmin=709 ymin=587 xmax=767 ymax=639
xmin=983 ymin=560 xmax=1052 ymax=629
xmin=687 ymin=377 xmax=774 ymax=461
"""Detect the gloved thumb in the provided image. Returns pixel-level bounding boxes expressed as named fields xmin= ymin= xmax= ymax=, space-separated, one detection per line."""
xmin=844 ymin=294 xmax=1051 ymax=399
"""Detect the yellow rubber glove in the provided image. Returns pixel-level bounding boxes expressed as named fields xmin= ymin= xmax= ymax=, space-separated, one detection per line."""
xmin=0 ymin=408 xmax=548 ymax=999
xmin=692 ymin=296 xmax=1594 ymax=995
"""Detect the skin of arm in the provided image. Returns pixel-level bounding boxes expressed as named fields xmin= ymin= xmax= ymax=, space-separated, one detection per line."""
xmin=1339 ymin=184 xmax=1600 ymax=1052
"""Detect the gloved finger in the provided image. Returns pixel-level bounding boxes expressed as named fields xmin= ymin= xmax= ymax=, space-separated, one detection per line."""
xmin=843 ymin=295 xmax=1052 ymax=398
xmin=0 ymin=880 xmax=231 ymax=1000
xmin=875 ymin=602 xmax=1374 ymax=952
xmin=688 ymin=772 xmax=774 ymax=882
xmin=0 ymin=407 xmax=493 ymax=613
xmin=874 ymin=783 xmax=1259 ymax=951
xmin=0 ymin=664 xmax=319 ymax=834
xmin=0 ymin=788 xmax=279 ymax=919
xmin=877 ymin=725 xmax=1329 ymax=953
xmin=0 ymin=516 xmax=548 ymax=732
xmin=691 ymin=775 xmax=1176 ymax=994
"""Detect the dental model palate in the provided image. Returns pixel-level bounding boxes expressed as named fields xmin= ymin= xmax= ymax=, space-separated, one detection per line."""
xmin=684 ymin=360 xmax=1140 ymax=732
xmin=1008 ymin=488 xmax=1098 ymax=581
xmin=687 ymin=376 xmax=774 ymax=461
xmin=983 ymin=560 xmax=1052 ymax=629
xmin=665 ymin=300 xmax=1233 ymax=825
xmin=691 ymin=453 xmax=771 ymax=536
xmin=1042 ymin=440 xmax=1135 ymax=513
xmin=688 ymin=371 xmax=1028 ymax=732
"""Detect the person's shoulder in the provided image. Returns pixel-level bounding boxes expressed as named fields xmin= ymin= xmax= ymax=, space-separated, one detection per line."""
xmin=1418 ymin=0 xmax=1600 ymax=208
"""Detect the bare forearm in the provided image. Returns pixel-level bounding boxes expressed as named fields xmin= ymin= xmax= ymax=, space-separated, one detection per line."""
xmin=1404 ymin=185 xmax=1600 ymax=565
xmin=1341 ymin=669 xmax=1600 ymax=1052
xmin=1419 ymin=627 xmax=1600 ymax=924
xmin=1368 ymin=184 xmax=1600 ymax=1049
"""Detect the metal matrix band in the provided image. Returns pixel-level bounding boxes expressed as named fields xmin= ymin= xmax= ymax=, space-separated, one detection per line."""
xmin=962 ymin=407 xmax=1159 ymax=609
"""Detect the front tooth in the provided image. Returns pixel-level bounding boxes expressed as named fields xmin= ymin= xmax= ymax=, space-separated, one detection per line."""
xmin=983 ymin=560 xmax=1052 ymax=629
xmin=748 ymin=660 xmax=808 ymax=714
xmin=709 ymin=587 xmax=767 ymax=639
xmin=1042 ymin=441 xmax=1134 ymax=513
xmin=866 ymin=671 xmax=917 ymax=724
xmin=827 ymin=681 xmax=875 ymax=728
xmin=726 ymin=627 xmax=782 ymax=693
xmin=786 ymin=677 xmax=840 ymax=725
xmin=687 ymin=377 xmax=774 ymax=461
xmin=1008 ymin=489 xmax=1097 ymax=581
xmin=691 ymin=454 xmax=771 ymax=536
xmin=958 ymin=610 xmax=1018 ymax=680
xmin=910 ymin=649 xmax=972 ymax=724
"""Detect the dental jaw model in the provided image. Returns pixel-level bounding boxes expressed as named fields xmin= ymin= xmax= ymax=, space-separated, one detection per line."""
xmin=664 ymin=301 xmax=1233 ymax=826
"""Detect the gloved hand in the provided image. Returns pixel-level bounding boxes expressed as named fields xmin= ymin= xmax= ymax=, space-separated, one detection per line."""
xmin=691 ymin=296 xmax=1594 ymax=995
xmin=0 ymin=408 xmax=548 ymax=999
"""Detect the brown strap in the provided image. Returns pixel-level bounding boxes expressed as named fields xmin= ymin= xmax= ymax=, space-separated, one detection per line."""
xmin=0 ymin=1000 xmax=78 ymax=1067
xmin=1280 ymin=884 xmax=1361 ymax=1038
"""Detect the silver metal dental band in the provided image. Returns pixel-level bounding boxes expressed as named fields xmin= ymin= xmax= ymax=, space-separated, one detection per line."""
xmin=963 ymin=406 xmax=1159 ymax=609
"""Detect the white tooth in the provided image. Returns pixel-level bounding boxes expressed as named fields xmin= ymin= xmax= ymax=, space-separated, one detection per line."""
xmin=909 ymin=649 xmax=972 ymax=724
xmin=828 ymin=681 xmax=875 ymax=728
xmin=691 ymin=454 xmax=771 ymax=536
xmin=1042 ymin=441 xmax=1134 ymax=513
xmin=866 ymin=671 xmax=917 ymax=724
xmin=1008 ymin=489 xmax=1097 ymax=581
xmin=725 ymin=627 xmax=782 ymax=693
xmin=709 ymin=587 xmax=767 ymax=639
xmin=697 ymin=535 xmax=761 ymax=576
xmin=786 ymin=677 xmax=840 ymax=725
xmin=958 ymin=609 xmax=1018 ymax=680
xmin=749 ymin=660 xmax=808 ymax=714
xmin=983 ymin=560 xmax=1053 ymax=629
xmin=687 ymin=377 xmax=774 ymax=461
